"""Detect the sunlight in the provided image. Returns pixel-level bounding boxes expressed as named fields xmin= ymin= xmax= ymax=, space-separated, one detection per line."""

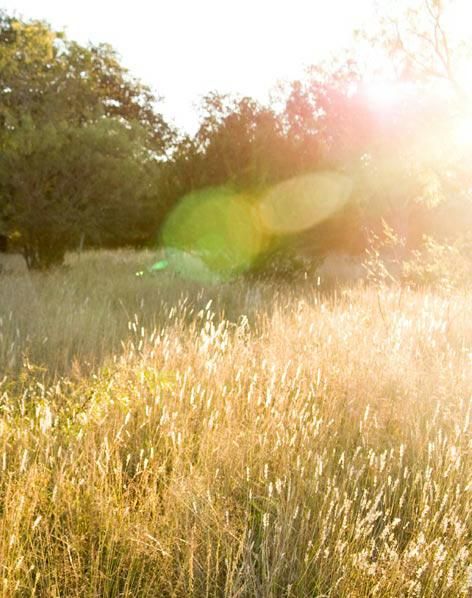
xmin=452 ymin=113 xmax=472 ymax=148
xmin=258 ymin=171 xmax=352 ymax=234
xmin=362 ymin=80 xmax=420 ymax=117
xmin=364 ymin=80 xmax=402 ymax=110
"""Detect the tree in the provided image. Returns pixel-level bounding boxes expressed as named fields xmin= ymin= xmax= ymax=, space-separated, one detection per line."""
xmin=282 ymin=61 xmax=376 ymax=170
xmin=194 ymin=93 xmax=290 ymax=187
xmin=0 ymin=118 xmax=158 ymax=269
xmin=0 ymin=12 xmax=173 ymax=148
xmin=356 ymin=0 xmax=472 ymax=245
xmin=364 ymin=0 xmax=469 ymax=97
xmin=158 ymin=93 xmax=291 ymax=215
xmin=0 ymin=12 xmax=173 ymax=268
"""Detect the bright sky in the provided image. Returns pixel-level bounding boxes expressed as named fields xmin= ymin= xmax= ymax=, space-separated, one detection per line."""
xmin=3 ymin=0 xmax=376 ymax=132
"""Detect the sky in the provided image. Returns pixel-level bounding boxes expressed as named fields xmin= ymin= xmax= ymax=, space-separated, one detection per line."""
xmin=2 ymin=0 xmax=376 ymax=132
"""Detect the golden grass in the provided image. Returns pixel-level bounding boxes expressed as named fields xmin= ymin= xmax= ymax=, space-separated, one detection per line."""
xmin=0 ymin=251 xmax=470 ymax=596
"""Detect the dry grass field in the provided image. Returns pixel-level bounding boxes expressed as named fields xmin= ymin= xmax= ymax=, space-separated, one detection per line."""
xmin=0 ymin=251 xmax=470 ymax=596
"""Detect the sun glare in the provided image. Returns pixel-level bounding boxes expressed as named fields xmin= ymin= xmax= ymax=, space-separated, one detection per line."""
xmin=364 ymin=81 xmax=402 ymax=110
xmin=453 ymin=113 xmax=472 ymax=148
xmin=364 ymin=80 xmax=412 ymax=112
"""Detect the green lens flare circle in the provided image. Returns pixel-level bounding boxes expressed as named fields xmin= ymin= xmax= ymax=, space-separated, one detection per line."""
xmin=161 ymin=186 xmax=263 ymax=282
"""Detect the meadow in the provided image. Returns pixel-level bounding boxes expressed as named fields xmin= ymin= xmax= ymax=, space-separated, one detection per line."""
xmin=0 ymin=251 xmax=470 ymax=596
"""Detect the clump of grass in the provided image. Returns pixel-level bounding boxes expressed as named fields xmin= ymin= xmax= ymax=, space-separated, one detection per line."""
xmin=0 ymin=251 xmax=470 ymax=596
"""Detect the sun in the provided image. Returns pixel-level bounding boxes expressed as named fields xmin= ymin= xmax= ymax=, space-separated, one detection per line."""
xmin=364 ymin=81 xmax=400 ymax=109
xmin=362 ymin=80 xmax=416 ymax=113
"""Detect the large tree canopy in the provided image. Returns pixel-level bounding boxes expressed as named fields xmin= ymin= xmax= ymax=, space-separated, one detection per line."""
xmin=0 ymin=11 xmax=173 ymax=268
xmin=0 ymin=118 xmax=158 ymax=269
xmin=0 ymin=11 xmax=173 ymax=148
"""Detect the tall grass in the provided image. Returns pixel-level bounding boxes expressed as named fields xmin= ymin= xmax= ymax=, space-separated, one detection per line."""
xmin=0 ymin=251 xmax=470 ymax=596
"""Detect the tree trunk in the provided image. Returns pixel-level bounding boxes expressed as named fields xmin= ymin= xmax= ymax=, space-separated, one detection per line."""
xmin=22 ymin=242 xmax=66 ymax=270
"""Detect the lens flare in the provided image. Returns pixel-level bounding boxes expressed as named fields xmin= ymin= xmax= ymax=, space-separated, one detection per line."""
xmin=257 ymin=171 xmax=352 ymax=234
xmin=149 ymin=260 xmax=169 ymax=272
xmin=161 ymin=186 xmax=264 ymax=282
xmin=165 ymin=248 xmax=221 ymax=283
xmin=159 ymin=173 xmax=352 ymax=282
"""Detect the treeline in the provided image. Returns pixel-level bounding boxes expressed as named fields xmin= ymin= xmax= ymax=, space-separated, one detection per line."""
xmin=0 ymin=10 xmax=471 ymax=271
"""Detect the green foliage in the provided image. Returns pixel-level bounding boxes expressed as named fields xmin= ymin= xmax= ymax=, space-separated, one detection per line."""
xmin=158 ymin=94 xmax=290 ymax=213
xmin=0 ymin=11 xmax=172 ymax=269
xmin=0 ymin=118 xmax=159 ymax=269
xmin=0 ymin=12 xmax=173 ymax=147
